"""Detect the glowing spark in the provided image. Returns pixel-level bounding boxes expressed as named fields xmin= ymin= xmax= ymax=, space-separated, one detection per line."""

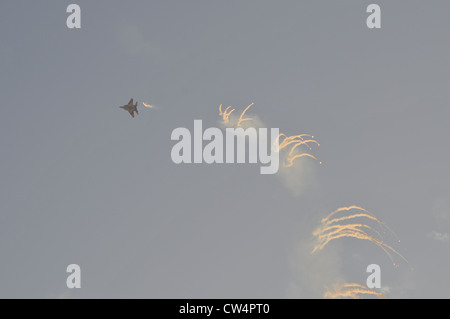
xmin=143 ymin=102 xmax=154 ymax=108
xmin=324 ymin=283 xmax=386 ymax=299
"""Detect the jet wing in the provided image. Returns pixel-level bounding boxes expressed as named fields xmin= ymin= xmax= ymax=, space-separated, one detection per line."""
xmin=128 ymin=98 xmax=134 ymax=105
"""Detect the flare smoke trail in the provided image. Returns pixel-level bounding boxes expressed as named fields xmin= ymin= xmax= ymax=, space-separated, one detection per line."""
xmin=218 ymin=102 xmax=321 ymax=196
xmin=219 ymin=104 xmax=235 ymax=123
xmin=324 ymin=283 xmax=386 ymax=299
xmin=218 ymin=103 xmax=322 ymax=168
xmin=237 ymin=102 xmax=254 ymax=127
xmin=275 ymin=133 xmax=316 ymax=151
xmin=312 ymin=206 xmax=408 ymax=267
xmin=274 ymin=133 xmax=322 ymax=167
xmin=219 ymin=102 xmax=254 ymax=126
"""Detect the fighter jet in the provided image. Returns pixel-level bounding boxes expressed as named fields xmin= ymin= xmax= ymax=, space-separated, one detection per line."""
xmin=120 ymin=98 xmax=139 ymax=118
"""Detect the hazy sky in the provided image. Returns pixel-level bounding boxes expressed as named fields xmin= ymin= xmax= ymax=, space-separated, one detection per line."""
xmin=1 ymin=1 xmax=449 ymax=298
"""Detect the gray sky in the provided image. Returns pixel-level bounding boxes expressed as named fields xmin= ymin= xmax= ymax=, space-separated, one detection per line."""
xmin=1 ymin=1 xmax=449 ymax=298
